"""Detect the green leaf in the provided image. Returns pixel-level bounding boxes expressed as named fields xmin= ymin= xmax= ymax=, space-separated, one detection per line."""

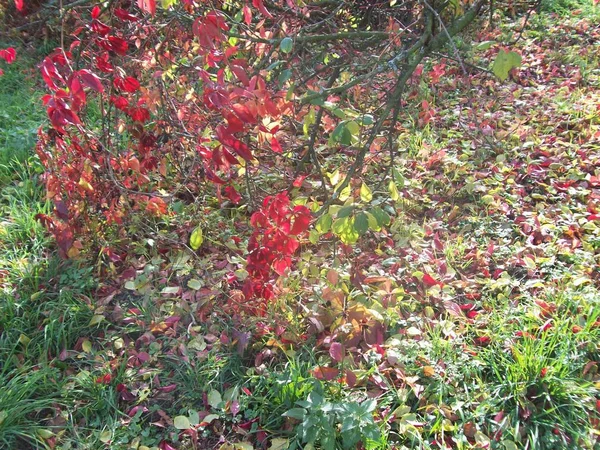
xmin=283 ymin=408 xmax=306 ymax=420
xmin=337 ymin=205 xmax=354 ymax=218
xmin=475 ymin=40 xmax=495 ymax=51
xmin=303 ymin=108 xmax=316 ymax=135
xmin=330 ymin=122 xmax=352 ymax=146
xmin=37 ymin=429 xmax=54 ymax=439
xmin=332 ymin=216 xmax=349 ymax=235
xmin=360 ymin=182 xmax=373 ymax=202
xmin=161 ymin=286 xmax=180 ymax=294
xmin=332 ymin=108 xmax=346 ymax=119
xmin=371 ymin=206 xmax=390 ymax=226
xmin=366 ymin=212 xmax=381 ymax=231
xmin=345 ymin=120 xmax=360 ymax=138
xmin=354 ymin=212 xmax=369 ymax=235
xmin=278 ymin=69 xmax=292 ymax=85
xmin=286 ymin=82 xmax=295 ymax=101
xmin=190 ymin=226 xmax=204 ymax=250
xmin=208 ymin=389 xmax=222 ymax=409
xmin=189 ymin=410 xmax=200 ymax=426
xmin=338 ymin=217 xmax=359 ymax=244
xmin=161 ymin=0 xmax=177 ymax=8
xmin=357 ymin=114 xmax=374 ymax=125
xmin=266 ymin=61 xmax=284 ymax=71
xmin=173 ymin=415 xmax=191 ymax=430
xmin=187 ymin=278 xmax=203 ymax=290
xmin=393 ymin=170 xmax=405 ymax=189
xmin=492 ymin=50 xmax=522 ymax=82
xmin=269 ymin=438 xmax=290 ymax=450
xmin=202 ymin=413 xmax=219 ymax=424
xmin=280 ymin=37 xmax=294 ymax=54
xmin=315 ymin=213 xmax=332 ymax=234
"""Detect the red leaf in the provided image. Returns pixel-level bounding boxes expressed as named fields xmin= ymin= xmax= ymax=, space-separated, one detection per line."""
xmin=96 ymin=373 xmax=112 ymax=384
xmin=0 ymin=48 xmax=16 ymax=64
xmin=230 ymin=64 xmax=250 ymax=86
xmin=128 ymin=106 xmax=150 ymax=123
xmin=114 ymin=76 xmax=140 ymax=92
xmin=157 ymin=384 xmax=178 ymax=393
xmin=329 ymin=342 xmax=344 ymax=363
xmin=231 ymin=103 xmax=256 ymax=123
xmin=111 ymin=95 xmax=129 ymax=111
xmin=474 ymin=336 xmax=491 ymax=346
xmin=114 ymin=8 xmax=139 ymax=21
xmin=137 ymin=0 xmax=156 ymax=15
xmin=539 ymin=319 xmax=553 ymax=332
xmin=293 ymin=174 xmax=307 ymax=188
xmin=146 ymin=197 xmax=168 ymax=216
xmin=108 ymin=36 xmax=128 ymax=55
xmin=313 ymin=366 xmax=339 ymax=381
xmin=95 ymin=53 xmax=113 ymax=73
xmin=273 ymin=257 xmax=291 ymax=276
xmin=224 ymin=185 xmax=242 ymax=204
xmin=243 ymin=4 xmax=252 ymax=25
xmin=422 ymin=273 xmax=440 ymax=287
xmin=252 ymin=0 xmax=273 ymax=18
xmin=289 ymin=206 xmax=311 ymax=235
xmin=14 ymin=0 xmax=24 ymax=12
xmin=91 ymin=5 xmax=101 ymax=19
xmin=91 ymin=20 xmax=111 ymax=36
xmin=229 ymin=138 xmax=253 ymax=161
xmin=270 ymin=137 xmax=282 ymax=153
xmin=78 ymin=69 xmax=103 ymax=92
xmin=345 ymin=369 xmax=357 ymax=387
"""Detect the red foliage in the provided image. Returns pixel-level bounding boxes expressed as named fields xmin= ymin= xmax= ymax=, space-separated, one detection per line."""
xmin=0 ymin=48 xmax=17 ymax=64
xmin=244 ymin=192 xmax=311 ymax=302
xmin=35 ymin=2 xmax=294 ymax=261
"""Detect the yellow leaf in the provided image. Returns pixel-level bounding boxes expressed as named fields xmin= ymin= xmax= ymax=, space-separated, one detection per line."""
xmin=82 ymin=340 xmax=92 ymax=353
xmin=423 ymin=366 xmax=435 ymax=377
xmin=18 ymin=333 xmax=31 ymax=346
xmin=37 ymin=429 xmax=54 ymax=439
xmin=389 ymin=180 xmax=399 ymax=201
xmin=190 ymin=226 xmax=204 ymax=250
xmin=89 ymin=315 xmax=105 ymax=326
xmin=99 ymin=430 xmax=112 ymax=443
xmin=78 ymin=178 xmax=94 ymax=192
xmin=269 ymin=438 xmax=289 ymax=450
xmin=360 ymin=182 xmax=373 ymax=202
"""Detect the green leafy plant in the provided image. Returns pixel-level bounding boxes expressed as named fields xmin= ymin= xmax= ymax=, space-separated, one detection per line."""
xmin=284 ymin=385 xmax=381 ymax=450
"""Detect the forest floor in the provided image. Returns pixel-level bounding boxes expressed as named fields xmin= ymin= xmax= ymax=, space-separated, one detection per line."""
xmin=1 ymin=4 xmax=600 ymax=450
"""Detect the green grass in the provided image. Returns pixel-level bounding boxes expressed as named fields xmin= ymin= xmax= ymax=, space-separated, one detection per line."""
xmin=476 ymin=289 xmax=599 ymax=449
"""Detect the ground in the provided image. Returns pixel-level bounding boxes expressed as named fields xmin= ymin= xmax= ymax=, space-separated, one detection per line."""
xmin=0 ymin=4 xmax=599 ymax=450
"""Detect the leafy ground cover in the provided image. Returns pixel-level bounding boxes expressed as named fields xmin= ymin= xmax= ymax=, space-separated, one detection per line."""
xmin=1 ymin=4 xmax=600 ymax=450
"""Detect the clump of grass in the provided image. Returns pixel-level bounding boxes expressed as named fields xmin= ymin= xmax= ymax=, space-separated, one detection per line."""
xmin=0 ymin=367 xmax=66 ymax=449
xmin=476 ymin=289 xmax=600 ymax=449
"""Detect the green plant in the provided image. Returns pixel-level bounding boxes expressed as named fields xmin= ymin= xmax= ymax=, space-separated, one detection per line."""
xmin=284 ymin=384 xmax=381 ymax=450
